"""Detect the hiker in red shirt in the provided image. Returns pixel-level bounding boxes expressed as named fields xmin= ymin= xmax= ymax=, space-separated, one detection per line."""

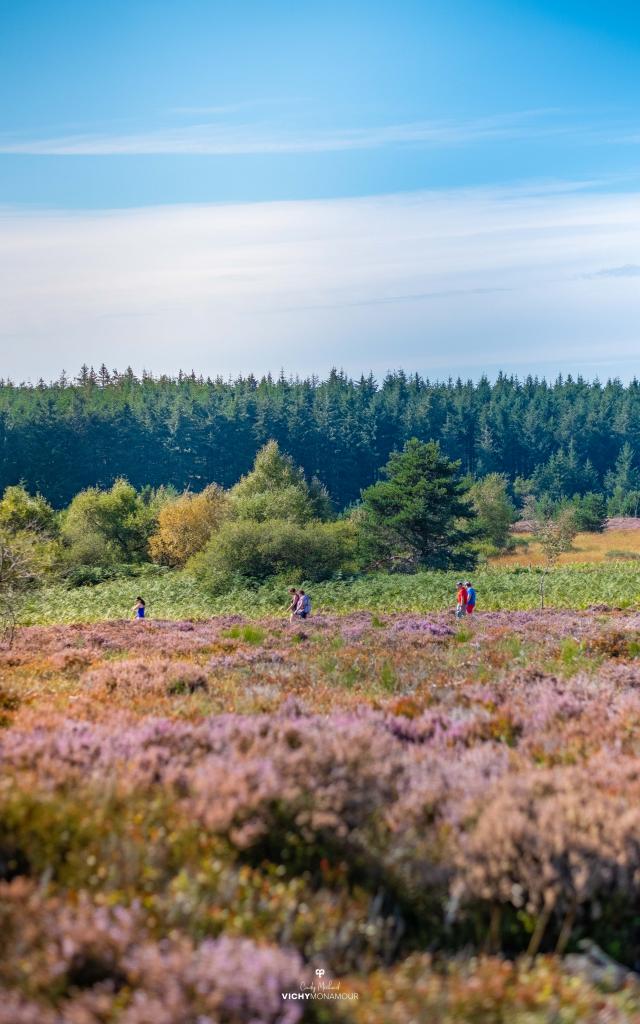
xmin=456 ymin=581 xmax=468 ymax=619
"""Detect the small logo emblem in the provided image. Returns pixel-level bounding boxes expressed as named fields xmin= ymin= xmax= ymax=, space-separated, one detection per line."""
xmin=315 ymin=968 xmax=325 ymax=977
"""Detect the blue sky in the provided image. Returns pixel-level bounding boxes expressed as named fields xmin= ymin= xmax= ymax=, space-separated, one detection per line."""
xmin=1 ymin=0 xmax=640 ymax=379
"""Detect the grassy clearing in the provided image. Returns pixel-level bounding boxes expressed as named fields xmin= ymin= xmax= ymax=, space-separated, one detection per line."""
xmin=491 ymin=528 xmax=640 ymax=567
xmin=19 ymin=562 xmax=640 ymax=624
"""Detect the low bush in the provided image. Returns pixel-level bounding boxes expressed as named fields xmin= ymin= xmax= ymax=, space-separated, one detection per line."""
xmin=62 ymin=563 xmax=166 ymax=587
xmin=189 ymin=518 xmax=357 ymax=593
xmin=0 ymin=881 xmax=313 ymax=1024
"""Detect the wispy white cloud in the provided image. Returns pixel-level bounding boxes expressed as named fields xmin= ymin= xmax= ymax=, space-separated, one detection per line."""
xmin=1 ymin=182 xmax=640 ymax=381
xmin=0 ymin=110 xmax=578 ymax=156
xmin=278 ymin=286 xmax=513 ymax=312
xmin=585 ymin=263 xmax=640 ymax=278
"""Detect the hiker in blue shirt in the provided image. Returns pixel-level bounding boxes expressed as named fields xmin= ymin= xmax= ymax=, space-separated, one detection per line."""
xmin=296 ymin=590 xmax=311 ymax=619
xmin=132 ymin=596 xmax=146 ymax=620
xmin=465 ymin=582 xmax=476 ymax=615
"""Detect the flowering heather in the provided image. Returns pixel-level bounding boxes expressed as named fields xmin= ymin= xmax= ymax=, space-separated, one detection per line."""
xmin=83 ymin=658 xmax=210 ymax=697
xmin=453 ymin=763 xmax=640 ymax=918
xmin=0 ymin=881 xmax=309 ymax=1024
xmin=390 ymin=616 xmax=455 ymax=637
xmin=2 ymin=610 xmax=640 ymax=1019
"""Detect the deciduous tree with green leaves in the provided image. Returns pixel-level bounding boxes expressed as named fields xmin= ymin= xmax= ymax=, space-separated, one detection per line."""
xmin=0 ymin=484 xmax=57 ymax=536
xmin=230 ymin=440 xmax=332 ymax=524
xmin=0 ymin=530 xmax=48 ymax=643
xmin=523 ymin=496 xmax=578 ymax=566
xmin=468 ymin=472 xmax=516 ymax=551
xmin=190 ymin=518 xmax=356 ymax=593
xmin=61 ymin=478 xmax=160 ymax=567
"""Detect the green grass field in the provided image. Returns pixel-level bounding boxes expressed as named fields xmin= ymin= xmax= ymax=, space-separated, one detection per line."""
xmin=19 ymin=562 xmax=640 ymax=624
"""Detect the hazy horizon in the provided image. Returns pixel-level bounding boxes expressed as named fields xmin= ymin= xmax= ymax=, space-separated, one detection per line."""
xmin=4 ymin=363 xmax=640 ymax=389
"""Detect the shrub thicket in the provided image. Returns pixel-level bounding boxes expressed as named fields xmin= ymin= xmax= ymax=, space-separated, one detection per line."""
xmin=190 ymin=518 xmax=357 ymax=593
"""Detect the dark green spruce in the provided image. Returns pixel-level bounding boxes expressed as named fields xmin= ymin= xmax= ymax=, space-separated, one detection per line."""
xmin=2 ymin=368 xmax=640 ymax=510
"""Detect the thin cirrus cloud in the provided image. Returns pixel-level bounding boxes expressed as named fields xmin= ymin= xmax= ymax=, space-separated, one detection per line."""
xmin=277 ymin=286 xmax=513 ymax=312
xmin=0 ymin=110 xmax=578 ymax=157
xmin=585 ymin=264 xmax=640 ymax=278
xmin=1 ymin=182 xmax=640 ymax=382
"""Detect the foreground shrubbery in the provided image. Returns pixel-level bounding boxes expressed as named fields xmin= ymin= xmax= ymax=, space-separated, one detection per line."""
xmin=0 ymin=882 xmax=312 ymax=1024
xmin=4 ymin=695 xmax=640 ymax=964
xmin=2 ymin=611 xmax=640 ymax=1020
xmin=352 ymin=954 xmax=640 ymax=1024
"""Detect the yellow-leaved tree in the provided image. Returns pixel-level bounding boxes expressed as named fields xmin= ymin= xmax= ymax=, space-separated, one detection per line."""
xmin=148 ymin=485 xmax=230 ymax=567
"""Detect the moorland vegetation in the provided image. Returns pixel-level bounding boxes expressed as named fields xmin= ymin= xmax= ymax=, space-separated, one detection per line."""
xmin=1 ymin=610 xmax=640 ymax=1020
xmin=3 ymin=375 xmax=640 ymax=1020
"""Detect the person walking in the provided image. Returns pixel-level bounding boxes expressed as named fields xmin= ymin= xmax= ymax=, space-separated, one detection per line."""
xmin=132 ymin=596 xmax=146 ymax=620
xmin=465 ymin=581 xmax=477 ymax=615
xmin=456 ymin=581 xmax=468 ymax=619
xmin=288 ymin=588 xmax=300 ymax=622
xmin=297 ymin=590 xmax=311 ymax=619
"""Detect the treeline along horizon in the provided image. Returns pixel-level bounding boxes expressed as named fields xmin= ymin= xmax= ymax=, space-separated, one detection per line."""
xmin=2 ymin=365 xmax=640 ymax=508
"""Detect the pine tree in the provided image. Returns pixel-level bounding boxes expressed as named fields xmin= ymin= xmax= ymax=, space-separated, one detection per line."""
xmin=359 ymin=439 xmax=476 ymax=570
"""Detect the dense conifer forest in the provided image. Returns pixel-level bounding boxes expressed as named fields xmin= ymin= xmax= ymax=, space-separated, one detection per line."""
xmin=1 ymin=366 xmax=639 ymax=508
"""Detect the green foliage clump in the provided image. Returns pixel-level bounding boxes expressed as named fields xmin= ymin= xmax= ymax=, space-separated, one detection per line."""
xmin=359 ymin=439 xmax=476 ymax=570
xmin=190 ymin=518 xmax=357 ymax=594
xmin=605 ymin=549 xmax=640 ymax=562
xmin=468 ymin=473 xmax=516 ymax=550
xmin=61 ymin=478 xmax=164 ymax=569
xmin=568 ymin=492 xmax=608 ymax=533
xmin=179 ymin=443 xmax=350 ymax=593
xmin=523 ymin=496 xmax=578 ymax=566
xmin=0 ymin=488 xmax=60 ymax=631
xmin=230 ymin=440 xmax=332 ymax=524
xmin=0 ymin=529 xmax=54 ymax=640
xmin=0 ymin=484 xmax=57 ymax=536
xmin=224 ymin=624 xmax=267 ymax=645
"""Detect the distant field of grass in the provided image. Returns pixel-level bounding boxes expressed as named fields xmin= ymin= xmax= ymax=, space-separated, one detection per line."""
xmin=491 ymin=528 xmax=640 ymax=567
xmin=20 ymin=561 xmax=640 ymax=624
